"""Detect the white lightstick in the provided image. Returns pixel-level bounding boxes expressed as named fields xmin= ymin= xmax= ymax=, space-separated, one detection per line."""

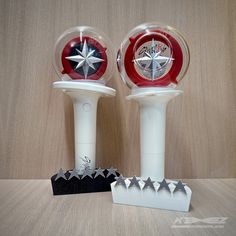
xmin=117 ymin=22 xmax=190 ymax=180
xmin=111 ymin=23 xmax=191 ymax=212
xmin=53 ymin=26 xmax=115 ymax=173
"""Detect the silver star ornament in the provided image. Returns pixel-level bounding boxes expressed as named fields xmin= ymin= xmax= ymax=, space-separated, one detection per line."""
xmin=94 ymin=167 xmax=105 ymax=178
xmin=81 ymin=167 xmax=93 ymax=179
xmin=55 ymin=168 xmax=67 ymax=181
xmin=106 ymin=167 xmax=117 ymax=177
xmin=134 ymin=39 xmax=174 ymax=80
xmin=143 ymin=177 xmax=156 ymax=191
xmin=115 ymin=175 xmax=127 ymax=188
xmin=65 ymin=40 xmax=104 ymax=79
xmin=173 ymin=180 xmax=187 ymax=194
xmin=128 ymin=176 xmax=141 ymax=189
xmin=157 ymin=179 xmax=171 ymax=192
xmin=68 ymin=168 xmax=80 ymax=180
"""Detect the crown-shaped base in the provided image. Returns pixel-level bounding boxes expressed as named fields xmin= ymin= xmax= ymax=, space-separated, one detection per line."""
xmin=51 ymin=167 xmax=119 ymax=195
xmin=111 ymin=177 xmax=192 ymax=212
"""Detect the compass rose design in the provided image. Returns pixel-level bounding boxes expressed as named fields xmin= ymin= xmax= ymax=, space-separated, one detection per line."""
xmin=134 ymin=39 xmax=174 ymax=81
xmin=122 ymin=31 xmax=184 ymax=87
xmin=61 ymin=37 xmax=108 ymax=80
xmin=65 ymin=40 xmax=104 ymax=79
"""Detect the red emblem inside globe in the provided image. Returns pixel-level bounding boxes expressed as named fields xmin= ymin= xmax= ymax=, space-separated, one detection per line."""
xmin=61 ymin=36 xmax=108 ymax=80
xmin=124 ymin=30 xmax=183 ymax=87
xmin=117 ymin=23 xmax=189 ymax=88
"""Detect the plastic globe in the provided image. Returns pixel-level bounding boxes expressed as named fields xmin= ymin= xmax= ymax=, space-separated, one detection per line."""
xmin=54 ymin=26 xmax=114 ymax=84
xmin=117 ymin=22 xmax=190 ymax=88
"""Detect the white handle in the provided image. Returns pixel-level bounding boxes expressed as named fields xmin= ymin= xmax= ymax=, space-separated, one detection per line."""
xmin=53 ymin=81 xmax=116 ymax=173
xmin=127 ymin=88 xmax=182 ymax=180
xmin=140 ymin=102 xmax=166 ymax=180
xmin=70 ymin=92 xmax=100 ymax=172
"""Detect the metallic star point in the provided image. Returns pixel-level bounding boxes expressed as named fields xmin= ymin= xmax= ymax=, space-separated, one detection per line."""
xmin=157 ymin=179 xmax=171 ymax=192
xmin=81 ymin=167 xmax=93 ymax=179
xmin=106 ymin=167 xmax=117 ymax=177
xmin=94 ymin=167 xmax=105 ymax=178
xmin=115 ymin=175 xmax=127 ymax=188
xmin=65 ymin=39 xmax=104 ymax=79
xmin=128 ymin=176 xmax=141 ymax=189
xmin=55 ymin=168 xmax=67 ymax=181
xmin=143 ymin=177 xmax=156 ymax=191
xmin=134 ymin=38 xmax=174 ymax=80
xmin=68 ymin=168 xmax=80 ymax=180
xmin=173 ymin=180 xmax=187 ymax=194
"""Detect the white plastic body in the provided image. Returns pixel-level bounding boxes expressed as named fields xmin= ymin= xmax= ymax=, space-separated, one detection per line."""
xmin=111 ymin=88 xmax=192 ymax=212
xmin=127 ymin=88 xmax=182 ymax=180
xmin=53 ymin=81 xmax=116 ymax=172
xmin=111 ymin=179 xmax=192 ymax=212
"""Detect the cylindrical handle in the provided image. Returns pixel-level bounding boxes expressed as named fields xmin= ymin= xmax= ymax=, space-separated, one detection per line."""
xmin=140 ymin=102 xmax=166 ymax=180
xmin=53 ymin=81 xmax=116 ymax=173
xmin=72 ymin=93 xmax=99 ymax=172
xmin=128 ymin=89 xmax=182 ymax=181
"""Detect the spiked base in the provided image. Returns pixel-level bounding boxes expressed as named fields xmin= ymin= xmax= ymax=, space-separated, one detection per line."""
xmin=51 ymin=169 xmax=119 ymax=195
xmin=111 ymin=178 xmax=192 ymax=212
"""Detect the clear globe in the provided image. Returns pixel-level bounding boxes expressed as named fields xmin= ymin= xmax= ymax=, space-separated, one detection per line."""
xmin=54 ymin=26 xmax=114 ymax=84
xmin=117 ymin=22 xmax=190 ymax=88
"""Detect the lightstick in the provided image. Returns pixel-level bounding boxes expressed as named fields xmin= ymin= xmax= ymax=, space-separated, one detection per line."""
xmin=51 ymin=26 xmax=119 ymax=195
xmin=112 ymin=23 xmax=192 ymax=212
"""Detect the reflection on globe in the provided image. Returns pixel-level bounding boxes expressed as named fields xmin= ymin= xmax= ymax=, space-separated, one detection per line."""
xmin=53 ymin=26 xmax=114 ymax=84
xmin=117 ymin=22 xmax=190 ymax=88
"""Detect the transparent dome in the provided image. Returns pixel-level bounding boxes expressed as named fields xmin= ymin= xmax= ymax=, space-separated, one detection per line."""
xmin=54 ymin=26 xmax=114 ymax=84
xmin=117 ymin=22 xmax=190 ymax=88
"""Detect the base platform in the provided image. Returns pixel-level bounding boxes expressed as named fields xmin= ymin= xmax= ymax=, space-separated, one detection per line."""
xmin=111 ymin=177 xmax=192 ymax=212
xmin=51 ymin=167 xmax=119 ymax=195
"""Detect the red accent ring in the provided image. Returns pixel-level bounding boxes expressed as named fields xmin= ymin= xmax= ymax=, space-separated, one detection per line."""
xmin=124 ymin=30 xmax=183 ymax=87
xmin=61 ymin=36 xmax=107 ymax=80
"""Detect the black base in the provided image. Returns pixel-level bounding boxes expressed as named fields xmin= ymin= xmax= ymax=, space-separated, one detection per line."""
xmin=51 ymin=169 xmax=119 ymax=195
